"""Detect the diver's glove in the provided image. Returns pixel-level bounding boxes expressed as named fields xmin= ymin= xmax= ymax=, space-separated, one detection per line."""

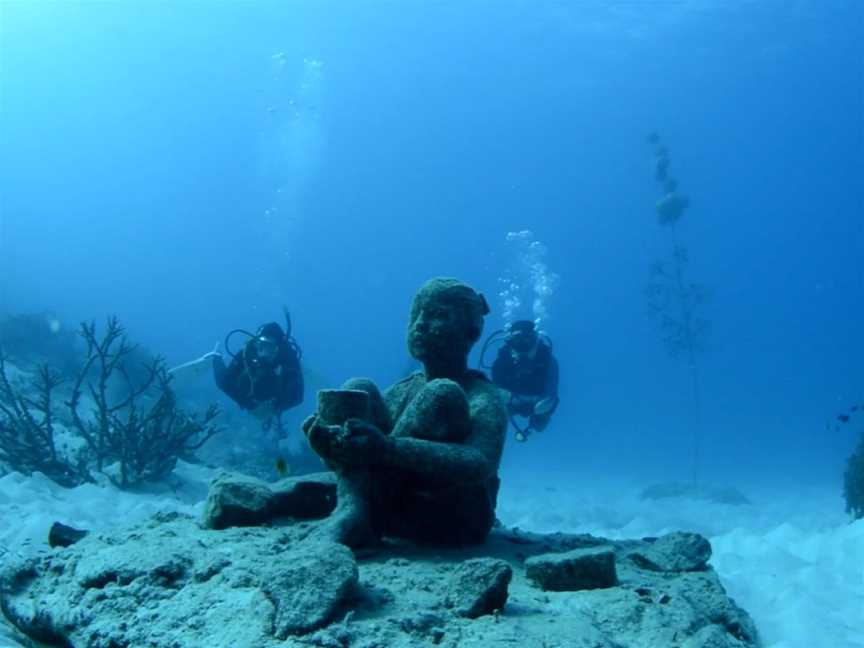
xmin=514 ymin=428 xmax=534 ymax=443
xmin=533 ymin=398 xmax=557 ymax=417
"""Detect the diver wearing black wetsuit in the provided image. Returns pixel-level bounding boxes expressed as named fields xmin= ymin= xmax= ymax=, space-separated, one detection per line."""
xmin=490 ymin=320 xmax=559 ymax=442
xmin=213 ymin=318 xmax=303 ymax=427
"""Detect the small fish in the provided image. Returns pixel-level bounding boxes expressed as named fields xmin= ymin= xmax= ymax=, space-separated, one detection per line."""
xmin=838 ymin=414 xmax=851 ymax=423
xmin=275 ymin=456 xmax=291 ymax=477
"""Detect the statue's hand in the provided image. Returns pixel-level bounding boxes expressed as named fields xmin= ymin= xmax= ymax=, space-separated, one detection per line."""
xmin=304 ymin=416 xmax=389 ymax=467
xmin=337 ymin=419 xmax=390 ymax=466
xmin=304 ymin=415 xmax=341 ymax=459
xmin=302 ymin=414 xmax=318 ymax=439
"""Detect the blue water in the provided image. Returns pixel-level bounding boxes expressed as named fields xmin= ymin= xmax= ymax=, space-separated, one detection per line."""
xmin=1 ymin=1 xmax=861 ymax=488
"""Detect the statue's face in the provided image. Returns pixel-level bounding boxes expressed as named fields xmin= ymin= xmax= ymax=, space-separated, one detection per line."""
xmin=406 ymin=279 xmax=486 ymax=372
xmin=408 ymin=302 xmax=471 ymax=364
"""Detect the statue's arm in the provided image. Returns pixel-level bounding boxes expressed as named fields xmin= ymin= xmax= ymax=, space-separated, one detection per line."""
xmin=382 ymin=437 xmax=488 ymax=482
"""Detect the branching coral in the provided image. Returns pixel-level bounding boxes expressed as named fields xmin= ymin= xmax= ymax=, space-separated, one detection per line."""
xmin=102 ymin=371 xmax=220 ymax=487
xmin=67 ymin=318 xmax=221 ymax=488
xmin=645 ymin=245 xmax=711 ymax=361
xmin=67 ymin=318 xmax=161 ymax=474
xmin=1 ymin=317 xmax=221 ymax=488
xmin=0 ymin=354 xmax=90 ymax=486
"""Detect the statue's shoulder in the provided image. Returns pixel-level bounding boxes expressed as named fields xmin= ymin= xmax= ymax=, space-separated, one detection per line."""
xmin=391 ymin=370 xmax=425 ymax=390
xmin=463 ymin=370 xmax=501 ymax=401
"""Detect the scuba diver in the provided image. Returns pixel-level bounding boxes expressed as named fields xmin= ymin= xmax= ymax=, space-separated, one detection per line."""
xmin=480 ymin=319 xmax=559 ymax=442
xmin=169 ymin=308 xmax=303 ymax=434
xmin=213 ymin=309 xmax=303 ymax=432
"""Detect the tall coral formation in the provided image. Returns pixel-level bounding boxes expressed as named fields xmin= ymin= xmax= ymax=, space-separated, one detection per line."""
xmin=0 ymin=356 xmax=87 ymax=486
xmin=835 ymin=403 xmax=864 ymax=519
xmin=645 ymin=133 xmax=711 ymax=484
xmin=844 ymin=431 xmax=864 ymax=519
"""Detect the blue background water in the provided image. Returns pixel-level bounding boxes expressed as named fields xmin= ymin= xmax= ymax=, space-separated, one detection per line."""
xmin=1 ymin=1 xmax=861 ymax=488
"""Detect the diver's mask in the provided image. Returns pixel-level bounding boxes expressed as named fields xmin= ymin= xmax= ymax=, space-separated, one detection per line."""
xmin=254 ymin=336 xmax=279 ymax=363
xmin=507 ymin=320 xmax=539 ymax=360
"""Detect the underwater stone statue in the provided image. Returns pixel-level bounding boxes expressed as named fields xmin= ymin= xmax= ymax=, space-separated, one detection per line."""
xmin=303 ymin=277 xmax=508 ymax=547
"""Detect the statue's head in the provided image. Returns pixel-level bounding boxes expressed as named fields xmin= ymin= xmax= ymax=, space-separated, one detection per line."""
xmin=407 ymin=278 xmax=489 ymax=373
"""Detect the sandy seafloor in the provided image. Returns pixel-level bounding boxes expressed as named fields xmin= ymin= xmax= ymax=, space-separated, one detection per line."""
xmin=0 ymin=462 xmax=861 ymax=648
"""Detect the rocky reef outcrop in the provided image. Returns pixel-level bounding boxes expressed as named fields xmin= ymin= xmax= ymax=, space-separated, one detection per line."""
xmin=0 ymin=472 xmax=759 ymax=648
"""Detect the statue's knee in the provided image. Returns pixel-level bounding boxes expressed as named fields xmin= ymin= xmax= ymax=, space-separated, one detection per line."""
xmin=342 ymin=377 xmax=377 ymax=394
xmin=418 ymin=379 xmax=464 ymax=408
xmin=406 ymin=379 xmax=470 ymax=442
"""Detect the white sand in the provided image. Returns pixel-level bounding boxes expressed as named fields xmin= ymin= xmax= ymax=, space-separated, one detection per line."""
xmin=498 ymin=475 xmax=864 ymax=648
xmin=1 ymin=467 xmax=861 ymax=648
